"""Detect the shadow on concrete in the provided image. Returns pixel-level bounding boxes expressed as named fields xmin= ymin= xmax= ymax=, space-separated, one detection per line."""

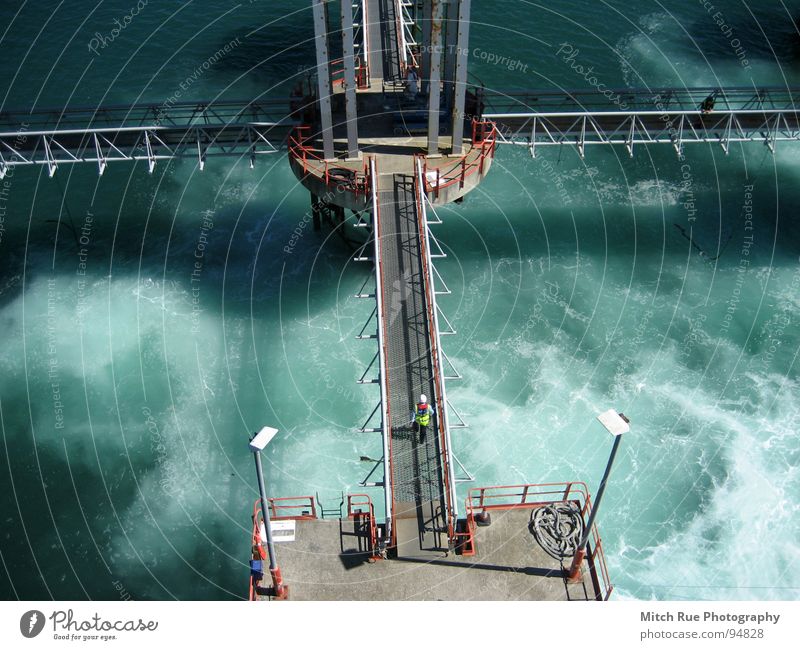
xmin=394 ymin=556 xmax=563 ymax=578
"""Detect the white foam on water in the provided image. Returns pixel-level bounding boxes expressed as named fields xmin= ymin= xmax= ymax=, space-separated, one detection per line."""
xmin=612 ymin=363 xmax=800 ymax=600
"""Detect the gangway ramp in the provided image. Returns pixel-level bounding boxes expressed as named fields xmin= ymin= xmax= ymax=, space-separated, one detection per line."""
xmin=364 ymin=0 xmax=404 ymax=86
xmin=371 ymin=161 xmax=457 ymax=559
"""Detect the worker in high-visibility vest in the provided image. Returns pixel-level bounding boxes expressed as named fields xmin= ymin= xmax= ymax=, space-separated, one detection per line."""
xmin=411 ymin=394 xmax=434 ymax=442
xmin=405 ymin=66 xmax=419 ymax=101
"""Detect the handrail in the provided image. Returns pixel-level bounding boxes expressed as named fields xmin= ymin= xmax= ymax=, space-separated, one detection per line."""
xmin=248 ymin=500 xmax=267 ymax=600
xmin=360 ymin=0 xmax=371 ymax=88
xmin=414 ymin=156 xmax=457 ymax=543
xmin=247 ymin=495 xmax=316 ymax=600
xmin=464 ymin=483 xmax=614 ymax=600
xmin=264 ymin=496 xmax=317 ymax=520
xmin=583 ymin=493 xmax=614 ymax=601
xmin=402 ymin=7 xmax=418 ymax=71
xmin=347 ymin=493 xmax=379 ymax=556
xmin=330 ymin=57 xmax=346 ymax=88
xmin=288 ymin=125 xmax=370 ymax=198
xmin=0 ymin=97 xmax=295 ymax=131
xmin=420 ymin=120 xmax=497 ymax=197
xmin=356 ymin=56 xmax=369 ymax=90
xmin=485 ymin=107 xmax=800 ymax=118
xmin=467 ymin=482 xmax=589 ymax=511
xmin=479 ymin=86 xmax=800 ymax=114
xmin=394 ymin=0 xmax=417 ymax=76
xmin=394 ymin=1 xmax=407 ymax=77
xmin=330 ymin=56 xmax=369 ymax=90
xmin=371 ymin=156 xmax=394 ymax=547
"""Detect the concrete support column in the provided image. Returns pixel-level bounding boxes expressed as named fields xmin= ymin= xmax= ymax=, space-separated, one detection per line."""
xmin=312 ymin=0 xmax=335 ymax=160
xmin=427 ymin=0 xmax=445 ymax=156
xmin=421 ymin=0 xmax=432 ymax=94
xmin=450 ymin=0 xmax=471 ymax=155
xmin=341 ymin=0 xmax=360 ymax=158
xmin=443 ymin=0 xmax=459 ymax=111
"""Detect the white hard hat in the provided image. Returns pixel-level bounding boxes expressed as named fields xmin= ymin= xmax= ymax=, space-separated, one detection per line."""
xmin=419 ymin=394 xmax=427 ymax=404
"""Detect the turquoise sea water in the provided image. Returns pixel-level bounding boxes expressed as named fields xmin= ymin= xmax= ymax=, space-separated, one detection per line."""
xmin=1 ymin=0 xmax=799 ymax=600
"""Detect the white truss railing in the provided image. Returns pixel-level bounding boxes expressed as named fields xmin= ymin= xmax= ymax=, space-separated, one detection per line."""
xmin=352 ymin=0 xmax=370 ymax=87
xmin=395 ymin=0 xmax=417 ymax=74
xmin=0 ymin=123 xmax=284 ymax=178
xmin=354 ymin=157 xmax=393 ymax=544
xmin=486 ymin=108 xmax=800 ymax=158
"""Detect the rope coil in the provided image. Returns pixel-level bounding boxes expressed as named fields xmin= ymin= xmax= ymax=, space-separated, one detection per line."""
xmin=530 ymin=502 xmax=584 ymax=560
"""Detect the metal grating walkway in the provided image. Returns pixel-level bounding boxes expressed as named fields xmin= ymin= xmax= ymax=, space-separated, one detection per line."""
xmin=376 ymin=172 xmax=448 ymax=557
xmin=365 ymin=0 xmax=403 ymax=85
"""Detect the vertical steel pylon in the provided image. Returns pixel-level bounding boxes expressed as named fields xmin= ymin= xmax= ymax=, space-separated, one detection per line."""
xmin=312 ymin=0 xmax=335 ymax=160
xmin=341 ymin=0 xmax=360 ymax=159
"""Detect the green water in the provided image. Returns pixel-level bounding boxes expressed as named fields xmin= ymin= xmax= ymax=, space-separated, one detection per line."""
xmin=1 ymin=0 xmax=799 ymax=600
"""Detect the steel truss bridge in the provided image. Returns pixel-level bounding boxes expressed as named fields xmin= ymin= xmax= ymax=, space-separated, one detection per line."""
xmin=2 ymin=86 xmax=798 ymax=179
xmin=481 ymin=86 xmax=800 ymax=157
xmin=0 ymin=98 xmax=298 ymax=178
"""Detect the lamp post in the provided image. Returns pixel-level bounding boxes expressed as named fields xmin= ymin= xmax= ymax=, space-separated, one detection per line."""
xmin=567 ymin=409 xmax=630 ymax=583
xmin=249 ymin=426 xmax=287 ymax=599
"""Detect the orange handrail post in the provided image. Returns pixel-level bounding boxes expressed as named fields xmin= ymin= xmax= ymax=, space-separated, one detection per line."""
xmin=347 ymin=494 xmax=380 ymax=558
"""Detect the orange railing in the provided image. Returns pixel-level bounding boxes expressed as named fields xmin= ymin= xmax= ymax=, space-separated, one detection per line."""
xmin=581 ymin=492 xmax=614 ymax=601
xmin=419 ymin=120 xmax=497 ymax=199
xmin=347 ymin=493 xmax=380 ymax=557
xmin=331 ymin=56 xmax=370 ymax=90
xmin=247 ymin=496 xmax=317 ymax=600
xmin=331 ymin=57 xmax=345 ymax=88
xmin=266 ymin=495 xmax=318 ymax=521
xmin=288 ymin=125 xmax=371 ymax=198
xmin=414 ymin=162 xmax=457 ymax=543
xmin=458 ymin=483 xmax=614 ymax=600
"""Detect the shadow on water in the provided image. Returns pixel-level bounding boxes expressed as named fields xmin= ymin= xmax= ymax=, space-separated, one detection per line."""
xmin=0 ymin=439 xmax=140 ymax=599
xmin=215 ymin=26 xmax=319 ymax=94
xmin=0 ymin=371 xmax=259 ymax=599
xmin=0 ymin=160 xmax=367 ymax=316
xmin=445 ymin=147 xmax=800 ymax=272
xmin=686 ymin=9 xmax=800 ymax=67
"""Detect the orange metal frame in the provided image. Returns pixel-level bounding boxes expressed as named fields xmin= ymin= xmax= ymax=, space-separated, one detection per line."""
xmin=413 ymin=167 xmax=456 ymax=543
xmin=347 ymin=493 xmax=380 ymax=557
xmin=457 ymin=483 xmax=614 ymax=600
xmin=330 ymin=56 xmax=370 ymax=90
xmin=420 ymin=120 xmax=498 ymax=199
xmin=288 ymin=125 xmax=371 ymax=198
xmin=248 ymin=496 xmax=317 ymax=600
xmin=266 ymin=496 xmax=318 ymax=521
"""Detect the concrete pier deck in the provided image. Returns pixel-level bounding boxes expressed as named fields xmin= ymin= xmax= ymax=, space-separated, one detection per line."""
xmin=254 ymin=507 xmax=602 ymax=601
